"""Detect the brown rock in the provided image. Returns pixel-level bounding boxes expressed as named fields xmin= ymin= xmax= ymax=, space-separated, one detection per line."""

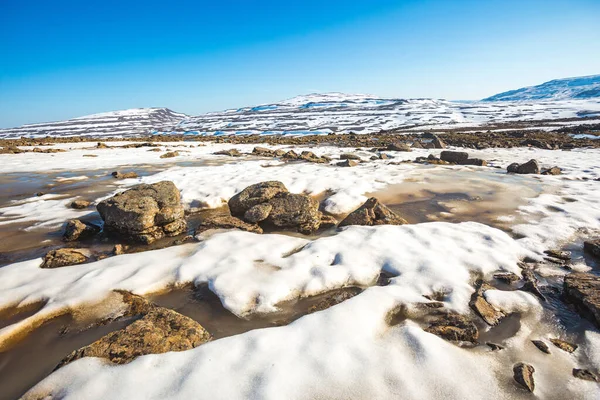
xmin=431 ymin=135 xmax=446 ymax=149
xmin=160 ymin=151 xmax=180 ymax=158
xmin=307 ymin=287 xmax=363 ymax=314
xmin=336 ymin=159 xmax=359 ymax=167
xmin=70 ymin=200 xmax=91 ymax=209
xmin=266 ymin=193 xmax=322 ymax=234
xmin=228 ymin=181 xmax=288 ymax=217
xmin=544 ymin=249 xmax=571 ymax=261
xmin=63 ymin=219 xmax=100 ymax=242
xmin=386 ymin=143 xmax=412 ymax=152
xmin=340 ymin=153 xmax=362 ymax=160
xmin=513 ymin=363 xmax=535 ymax=392
xmin=113 ymin=244 xmax=128 ymax=255
xmin=41 ymin=248 xmax=88 ymax=268
xmin=541 ymin=166 xmax=562 ymax=175
xmin=572 ymin=369 xmax=599 ymax=382
xmin=563 ymin=272 xmax=600 ymax=329
xmin=213 ymin=148 xmax=241 ymax=157
xmin=112 ymin=171 xmax=139 ymax=179
xmin=339 ymin=198 xmax=407 ymax=227
xmin=195 ymin=215 xmax=262 ymax=234
xmin=531 ymin=340 xmax=551 ymax=354
xmin=462 ymin=158 xmax=488 ymax=166
xmin=244 ymin=203 xmax=273 ymax=223
xmin=550 ymin=338 xmax=578 ymax=353
xmin=425 ymin=313 xmax=478 ymax=342
xmin=584 ymin=240 xmax=600 ymax=258
xmin=469 ymin=282 xmax=504 ymax=326
xmin=493 ymin=272 xmax=521 ymax=284
xmin=318 ymin=214 xmax=338 ymax=229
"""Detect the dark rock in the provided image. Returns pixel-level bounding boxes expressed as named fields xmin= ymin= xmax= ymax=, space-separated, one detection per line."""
xmin=160 ymin=151 xmax=179 ymax=158
xmin=550 ymin=338 xmax=578 ymax=353
xmin=266 ymin=193 xmax=322 ymax=234
xmin=228 ymin=181 xmax=288 ymax=217
xmin=486 ymin=342 xmax=504 ymax=351
xmin=431 ymin=135 xmax=446 ymax=149
xmin=97 ymin=181 xmax=186 ymax=244
xmin=507 ymin=159 xmax=540 ymax=174
xmin=340 ymin=153 xmax=362 ymax=160
xmin=513 ymin=363 xmax=535 ymax=392
xmin=70 ymin=200 xmax=91 ymax=209
xmin=336 ymin=159 xmax=359 ymax=167
xmin=213 ymin=148 xmax=241 ymax=157
xmin=531 ymin=340 xmax=551 ymax=354
xmin=583 ymin=240 xmax=600 ymax=258
xmin=339 ymin=198 xmax=407 ymax=227
xmin=507 ymin=163 xmax=520 ymax=173
xmin=282 ymin=150 xmax=300 ymax=160
xmin=425 ymin=313 xmax=478 ymax=342
xmin=563 ymin=272 xmax=600 ymax=329
xmin=520 ymin=268 xmax=546 ymax=301
xmin=112 ymin=171 xmax=139 ymax=179
xmin=41 ymin=248 xmax=89 ymax=268
xmin=63 ymin=219 xmax=100 ymax=242
xmin=541 ymin=166 xmax=562 ymax=175
xmin=440 ymin=151 xmax=469 ymax=163
xmin=252 ymin=146 xmax=275 ymax=156
xmin=462 ymin=158 xmax=488 ymax=166
xmin=493 ymin=272 xmax=521 ymax=284
xmin=195 ymin=215 xmax=262 ymax=234
xmin=244 ymin=203 xmax=273 ymax=223
xmin=572 ymin=369 xmax=599 ymax=382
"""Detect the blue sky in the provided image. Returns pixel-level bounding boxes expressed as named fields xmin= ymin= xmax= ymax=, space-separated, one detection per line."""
xmin=1 ymin=0 xmax=599 ymax=127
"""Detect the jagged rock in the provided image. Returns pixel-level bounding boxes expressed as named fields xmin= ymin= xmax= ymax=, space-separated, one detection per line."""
xmin=520 ymin=268 xmax=546 ymax=301
xmin=214 ymin=148 xmax=241 ymax=157
xmin=57 ymin=305 xmax=211 ymax=367
xmin=340 ymin=153 xmax=362 ymax=160
xmin=584 ymin=240 xmax=600 ymax=258
xmin=252 ymin=146 xmax=274 ymax=156
xmin=531 ymin=340 xmax=551 ymax=354
xmin=425 ymin=313 xmax=478 ymax=342
xmin=282 ymin=150 xmax=300 ymax=160
xmin=486 ymin=342 xmax=504 ymax=351
xmin=550 ymin=338 xmax=578 ymax=353
xmin=336 ymin=159 xmax=359 ymax=167
xmin=160 ymin=151 xmax=179 ymax=158
xmin=63 ymin=219 xmax=100 ymax=242
xmin=563 ymin=272 xmax=600 ymax=329
xmin=266 ymin=193 xmax=322 ymax=234
xmin=97 ymin=181 xmax=186 ymax=244
xmin=112 ymin=171 xmax=139 ymax=179
xmin=544 ymin=249 xmax=571 ymax=261
xmin=41 ymin=248 xmax=89 ymax=268
xmin=195 ymin=215 xmax=262 ymax=234
xmin=440 ymin=151 xmax=469 ymax=163
xmin=493 ymin=272 xmax=521 ymax=284
xmin=319 ymin=214 xmax=338 ymax=229
xmin=542 ymin=166 xmax=562 ymax=175
xmin=386 ymin=143 xmax=412 ymax=152
xmin=513 ymin=363 xmax=535 ymax=392
xmin=507 ymin=159 xmax=540 ymax=174
xmin=228 ymin=181 xmax=288 ymax=217
xmin=469 ymin=281 xmax=504 ymax=326
xmin=339 ymin=198 xmax=407 ymax=227
xmin=572 ymin=369 xmax=599 ymax=382
xmin=70 ymin=199 xmax=91 ymax=209
xmin=244 ymin=203 xmax=273 ymax=223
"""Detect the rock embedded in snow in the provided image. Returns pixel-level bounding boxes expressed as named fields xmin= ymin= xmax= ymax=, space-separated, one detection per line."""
xmin=440 ymin=151 xmax=469 ymax=163
xmin=469 ymin=282 xmax=505 ymax=326
xmin=424 ymin=313 xmax=479 ymax=343
xmin=572 ymin=369 xmax=600 ymax=382
xmin=336 ymin=159 xmax=359 ymax=167
xmin=563 ymin=272 xmax=600 ymax=329
xmin=462 ymin=158 xmax=488 ymax=166
xmin=507 ymin=159 xmax=541 ymax=174
xmin=69 ymin=199 xmax=91 ymax=209
xmin=550 ymin=338 xmax=578 ymax=353
xmin=57 ymin=304 xmax=212 ymax=367
xmin=493 ymin=272 xmax=521 ymax=284
xmin=583 ymin=239 xmax=600 ymax=258
xmin=339 ymin=153 xmax=362 ymax=160
xmin=541 ymin=166 xmax=562 ymax=175
xmin=339 ymin=197 xmax=407 ymax=227
xmin=386 ymin=143 xmax=412 ymax=152
xmin=531 ymin=340 xmax=551 ymax=354
xmin=112 ymin=171 xmax=139 ymax=179
xmin=544 ymin=249 xmax=571 ymax=261
xmin=63 ymin=219 xmax=101 ymax=242
xmin=213 ymin=148 xmax=241 ymax=157
xmin=41 ymin=248 xmax=89 ymax=268
xmin=307 ymin=287 xmax=363 ymax=314
xmin=97 ymin=181 xmax=186 ymax=244
xmin=513 ymin=363 xmax=535 ymax=392
xmin=160 ymin=151 xmax=179 ymax=158
xmin=195 ymin=215 xmax=263 ymax=235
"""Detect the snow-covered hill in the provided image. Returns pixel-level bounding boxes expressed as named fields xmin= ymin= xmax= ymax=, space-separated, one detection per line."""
xmin=483 ymin=74 xmax=600 ymax=102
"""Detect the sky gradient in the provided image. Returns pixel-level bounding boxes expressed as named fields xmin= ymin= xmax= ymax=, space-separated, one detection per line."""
xmin=1 ymin=0 xmax=600 ymax=127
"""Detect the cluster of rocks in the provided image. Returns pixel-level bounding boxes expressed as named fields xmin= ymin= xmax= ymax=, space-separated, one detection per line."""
xmin=414 ymin=150 xmax=488 ymax=166
xmin=506 ymin=159 xmax=562 ymax=175
xmin=0 ymin=146 xmax=65 ymax=154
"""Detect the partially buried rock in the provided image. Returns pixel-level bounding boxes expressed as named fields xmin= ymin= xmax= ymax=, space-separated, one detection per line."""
xmin=340 ymin=153 xmax=362 ymax=160
xmin=513 ymin=363 xmax=535 ymax=392
xmin=572 ymin=369 xmax=599 ymax=382
xmin=550 ymin=338 xmax=578 ymax=353
xmin=531 ymin=340 xmax=551 ymax=354
xmin=583 ymin=240 xmax=600 ymax=258
xmin=493 ymin=272 xmax=521 ymax=284
xmin=213 ymin=148 xmax=241 ymax=157
xmin=336 ymin=159 xmax=359 ymax=167
xmin=160 ymin=151 xmax=179 ymax=159
xmin=70 ymin=200 xmax=91 ymax=209
xmin=97 ymin=181 xmax=186 ymax=244
xmin=112 ymin=171 xmax=139 ymax=179
xmin=63 ymin=219 xmax=100 ymax=242
xmin=486 ymin=342 xmax=504 ymax=351
xmin=195 ymin=215 xmax=262 ymax=235
xmin=41 ymin=248 xmax=89 ymax=268
xmin=469 ymin=281 xmax=504 ymax=326
xmin=57 ymin=305 xmax=212 ymax=367
xmin=507 ymin=159 xmax=540 ymax=174
xmin=386 ymin=143 xmax=411 ymax=152
xmin=425 ymin=313 xmax=478 ymax=342
xmin=541 ymin=166 xmax=562 ymax=175
xmin=339 ymin=198 xmax=407 ymax=227
xmin=440 ymin=151 xmax=469 ymax=164
xmin=563 ymin=272 xmax=600 ymax=329
xmin=307 ymin=287 xmax=363 ymax=314
xmin=431 ymin=135 xmax=446 ymax=149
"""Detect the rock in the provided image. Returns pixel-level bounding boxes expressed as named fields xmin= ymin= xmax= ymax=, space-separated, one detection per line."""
xmin=97 ymin=142 xmax=108 ymax=149
xmin=386 ymin=143 xmax=411 ymax=152
xmin=41 ymin=248 xmax=88 ymax=268
xmin=266 ymin=193 xmax=322 ymax=234
xmin=469 ymin=281 xmax=504 ymax=326
xmin=97 ymin=181 xmax=186 ymax=244
xmin=544 ymin=249 xmax=571 ymax=261
xmin=563 ymin=272 xmax=600 ymax=329
xmin=319 ymin=214 xmax=338 ymax=229
xmin=572 ymin=369 xmax=599 ymax=382
xmin=112 ymin=171 xmax=139 ymax=179
xmin=379 ymin=153 xmax=390 ymax=160
xmin=507 ymin=159 xmax=541 ymax=174
xmin=486 ymin=342 xmax=504 ymax=351
xmin=244 ymin=203 xmax=273 ymax=223
xmin=252 ymin=146 xmax=274 ymax=156
xmin=340 ymin=153 xmax=362 ymax=160
xmin=542 ymin=166 xmax=562 ymax=175
xmin=57 ymin=305 xmax=211 ymax=367
xmin=513 ymin=363 xmax=535 ymax=392
xmin=431 ymin=135 xmax=446 ymax=149
xmin=282 ymin=150 xmax=300 ymax=160
xmin=113 ymin=244 xmax=128 ymax=255
xmin=531 ymin=340 xmax=551 ymax=354
xmin=520 ymin=268 xmax=546 ymax=301
xmin=307 ymin=287 xmax=363 ymax=313
xmin=339 ymin=198 xmax=407 ymax=227
xmin=160 ymin=151 xmax=179 ymax=158
xmin=425 ymin=313 xmax=478 ymax=342
xmin=493 ymin=272 xmax=521 ymax=284
xmin=214 ymin=148 xmax=241 ymax=157
xmin=336 ymin=159 xmax=359 ymax=167
xmin=550 ymin=338 xmax=578 ymax=353
xmin=583 ymin=240 xmax=600 ymax=258
xmin=228 ymin=181 xmax=288 ymax=217
xmin=440 ymin=151 xmax=469 ymax=163
xmin=63 ymin=219 xmax=100 ymax=242
xmin=195 ymin=215 xmax=262 ymax=234
xmin=462 ymin=158 xmax=488 ymax=166
xmin=70 ymin=200 xmax=91 ymax=209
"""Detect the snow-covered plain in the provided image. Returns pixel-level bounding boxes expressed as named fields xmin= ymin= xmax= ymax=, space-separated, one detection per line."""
xmin=1 ymin=141 xmax=599 ymax=399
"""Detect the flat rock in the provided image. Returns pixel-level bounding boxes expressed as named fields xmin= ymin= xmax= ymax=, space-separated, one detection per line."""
xmin=339 ymin=197 xmax=407 ymax=227
xmin=440 ymin=151 xmax=469 ymax=163
xmin=544 ymin=249 xmax=571 ymax=261
xmin=462 ymin=158 xmax=488 ymax=166
xmin=63 ymin=219 xmax=101 ymax=242
xmin=336 ymin=159 xmax=359 ymax=167
xmin=213 ymin=148 xmax=241 ymax=157
xmin=531 ymin=340 xmax=551 ymax=354
xmin=112 ymin=171 xmax=139 ymax=179
xmin=41 ymin=248 xmax=88 ymax=268
xmin=513 ymin=363 xmax=535 ymax=392
xmin=583 ymin=240 xmax=600 ymax=258
xmin=572 ymin=369 xmax=599 ymax=382
xmin=386 ymin=143 xmax=411 ymax=152
xmin=563 ymin=272 xmax=600 ymax=329
xmin=70 ymin=200 xmax=91 ymax=209
xmin=425 ymin=313 xmax=478 ymax=342
xmin=340 ymin=153 xmax=362 ymax=160
xmin=469 ymin=282 xmax=504 ymax=326
xmin=195 ymin=215 xmax=262 ymax=234
xmin=160 ymin=151 xmax=179 ymax=158
xmin=493 ymin=272 xmax=521 ymax=284
xmin=228 ymin=181 xmax=288 ymax=217
xmin=550 ymin=338 xmax=578 ymax=353
xmin=307 ymin=287 xmax=363 ymax=314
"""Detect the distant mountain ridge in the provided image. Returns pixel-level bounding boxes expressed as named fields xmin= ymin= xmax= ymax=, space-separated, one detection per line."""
xmin=483 ymin=74 xmax=600 ymax=102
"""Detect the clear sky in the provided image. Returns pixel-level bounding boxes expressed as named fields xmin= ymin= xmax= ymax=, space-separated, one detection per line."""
xmin=1 ymin=0 xmax=599 ymax=128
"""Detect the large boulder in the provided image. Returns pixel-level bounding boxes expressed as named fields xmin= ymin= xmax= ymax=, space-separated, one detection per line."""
xmin=228 ymin=181 xmax=288 ymax=217
xmin=97 ymin=181 xmax=186 ymax=244
xmin=440 ymin=151 xmax=469 ymax=163
xmin=563 ymin=272 xmax=600 ymax=329
xmin=339 ymin=198 xmax=408 ymax=227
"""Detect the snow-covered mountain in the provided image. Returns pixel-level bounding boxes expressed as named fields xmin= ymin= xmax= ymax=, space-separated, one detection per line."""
xmin=0 ymin=108 xmax=187 ymax=139
xmin=483 ymin=74 xmax=600 ymax=102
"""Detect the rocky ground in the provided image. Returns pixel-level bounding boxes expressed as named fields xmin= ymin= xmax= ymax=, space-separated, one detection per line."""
xmin=0 ymin=131 xmax=599 ymax=400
